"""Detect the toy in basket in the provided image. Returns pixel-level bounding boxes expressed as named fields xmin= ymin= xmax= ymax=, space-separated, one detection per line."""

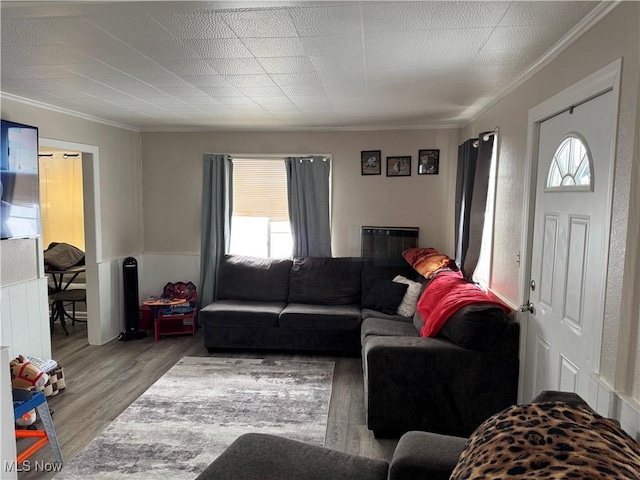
xmin=17 ymin=355 xmax=66 ymax=397
xmin=10 ymin=355 xmax=49 ymax=427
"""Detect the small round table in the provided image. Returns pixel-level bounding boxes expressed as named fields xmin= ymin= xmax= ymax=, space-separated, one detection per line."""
xmin=142 ymin=298 xmax=187 ymax=342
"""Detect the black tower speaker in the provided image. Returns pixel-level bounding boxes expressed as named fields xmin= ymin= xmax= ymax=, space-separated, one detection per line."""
xmin=119 ymin=256 xmax=146 ymax=341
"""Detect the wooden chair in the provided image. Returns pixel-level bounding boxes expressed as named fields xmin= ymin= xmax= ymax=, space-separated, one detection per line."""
xmin=49 ymin=288 xmax=87 ymax=335
xmin=154 ymin=281 xmax=197 ymax=342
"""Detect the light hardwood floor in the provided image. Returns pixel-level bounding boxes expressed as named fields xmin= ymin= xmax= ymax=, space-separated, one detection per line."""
xmin=16 ymin=324 xmax=397 ymax=479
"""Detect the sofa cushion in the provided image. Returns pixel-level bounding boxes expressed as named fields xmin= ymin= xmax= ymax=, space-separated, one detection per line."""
xmin=438 ymin=304 xmax=511 ymax=351
xmin=279 ymin=303 xmax=361 ymax=331
xmin=362 ymin=308 xmax=412 ymax=323
xmin=288 ymin=257 xmax=363 ymax=305
xmin=402 ymin=247 xmax=456 ymax=279
xmin=362 ymin=280 xmax=408 ymax=315
xmin=361 ymin=317 xmax=419 ymax=345
xmin=216 ymin=254 xmax=292 ymax=302
xmin=393 ymin=275 xmax=422 ymax=317
xmin=361 ymin=258 xmax=417 ymax=304
xmin=199 ymin=300 xmax=286 ymax=328
xmin=195 ymin=433 xmax=389 ymax=480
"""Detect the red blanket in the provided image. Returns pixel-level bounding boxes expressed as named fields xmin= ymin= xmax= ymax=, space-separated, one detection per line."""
xmin=417 ymin=271 xmax=511 ymax=337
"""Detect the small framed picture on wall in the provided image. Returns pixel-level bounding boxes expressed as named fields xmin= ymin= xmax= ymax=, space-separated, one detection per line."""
xmin=418 ymin=149 xmax=439 ymax=175
xmin=386 ymin=156 xmax=411 ymax=177
xmin=361 ymin=150 xmax=382 ymax=175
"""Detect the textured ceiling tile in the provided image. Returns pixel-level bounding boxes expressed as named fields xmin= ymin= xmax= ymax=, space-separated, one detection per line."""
xmin=49 ymin=76 xmax=105 ymax=90
xmin=13 ymin=65 xmax=82 ymax=79
xmin=258 ymin=57 xmax=316 ymax=74
xmin=279 ymin=84 xmax=326 ymax=97
xmin=499 ymin=1 xmax=595 ymax=26
xmin=156 ymin=86 xmax=210 ymax=97
xmin=249 ymin=96 xmax=295 ymax=106
xmin=474 ymin=48 xmax=533 ymax=66
xmin=262 ymin=104 xmax=301 ymax=114
xmin=309 ymin=55 xmax=364 ymax=77
xmin=428 ymin=1 xmax=510 ymax=29
xmin=179 ymin=95 xmax=222 ymax=104
xmin=84 ymin=74 xmax=148 ymax=88
xmin=300 ymin=34 xmax=363 ymax=56
xmin=0 ymin=0 xmax=598 ymax=129
xmin=207 ymin=57 xmax=266 ymax=75
xmin=179 ymin=75 xmax=229 ymax=87
xmin=271 ymin=72 xmax=322 ymax=87
xmin=183 ymin=38 xmax=253 ymax=58
xmin=224 ymin=74 xmax=276 ymax=88
xmin=129 ymin=40 xmax=201 ymax=60
xmin=243 ymin=37 xmax=306 ymax=58
xmin=20 ymin=44 xmax=95 ymax=65
xmin=138 ymin=96 xmax=189 ymax=106
xmin=133 ymin=74 xmax=191 ymax=88
xmin=0 ymin=66 xmax=42 ymax=81
xmin=60 ymin=62 xmax=124 ymax=77
xmin=237 ymin=85 xmax=285 ymax=97
xmin=147 ymin=10 xmax=236 ymax=39
xmin=484 ymin=24 xmax=567 ymax=51
xmin=197 ymin=85 xmax=244 ymax=97
xmin=288 ymin=94 xmax=329 ymax=104
xmin=123 ymin=86 xmax=171 ymax=98
xmin=289 ymin=4 xmax=361 ymax=37
xmin=360 ymin=2 xmax=433 ymax=32
xmin=220 ymin=8 xmax=298 ymax=38
xmin=155 ymin=59 xmax=220 ymax=76
xmin=213 ymin=96 xmax=254 ymax=105
xmin=88 ymin=14 xmax=172 ymax=45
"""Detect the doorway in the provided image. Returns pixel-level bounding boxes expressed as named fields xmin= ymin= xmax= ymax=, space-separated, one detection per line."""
xmin=39 ymin=149 xmax=88 ymax=345
xmin=39 ymin=138 xmax=103 ymax=347
xmin=519 ymin=60 xmax=621 ymax=407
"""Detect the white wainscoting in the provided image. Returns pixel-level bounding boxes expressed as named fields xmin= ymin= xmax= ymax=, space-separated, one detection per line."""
xmin=139 ymin=253 xmax=200 ymax=300
xmin=0 ymin=277 xmax=51 ymax=360
xmin=590 ymin=373 xmax=640 ymax=442
xmin=1 ymin=346 xmax=18 ymax=480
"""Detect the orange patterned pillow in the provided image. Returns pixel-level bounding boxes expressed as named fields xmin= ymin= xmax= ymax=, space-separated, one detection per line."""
xmin=402 ymin=247 xmax=456 ymax=279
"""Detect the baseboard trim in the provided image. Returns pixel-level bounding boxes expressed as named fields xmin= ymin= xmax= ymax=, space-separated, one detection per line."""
xmin=590 ymin=373 xmax=640 ymax=442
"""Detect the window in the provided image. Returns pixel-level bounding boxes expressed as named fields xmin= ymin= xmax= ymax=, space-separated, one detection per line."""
xmin=229 ymin=158 xmax=292 ymax=258
xmin=473 ymin=135 xmax=498 ymax=290
xmin=546 ymin=134 xmax=592 ymax=191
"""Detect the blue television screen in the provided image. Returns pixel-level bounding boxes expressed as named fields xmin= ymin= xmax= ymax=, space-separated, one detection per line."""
xmin=1 ymin=119 xmax=40 ymax=240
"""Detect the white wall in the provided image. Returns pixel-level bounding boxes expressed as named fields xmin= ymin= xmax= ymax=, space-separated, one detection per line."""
xmin=463 ymin=2 xmax=640 ymax=415
xmin=139 ymin=128 xmax=459 ymax=296
xmin=141 ymin=128 xmax=459 ymax=256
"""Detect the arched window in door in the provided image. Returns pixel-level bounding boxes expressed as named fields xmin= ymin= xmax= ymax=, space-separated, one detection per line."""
xmin=546 ymin=134 xmax=593 ymax=192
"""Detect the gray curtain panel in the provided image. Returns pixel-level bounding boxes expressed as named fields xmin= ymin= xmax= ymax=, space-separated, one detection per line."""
xmin=455 ymin=133 xmax=494 ymax=279
xmin=285 ymin=156 xmax=332 ymax=258
xmin=199 ymin=154 xmax=233 ymax=309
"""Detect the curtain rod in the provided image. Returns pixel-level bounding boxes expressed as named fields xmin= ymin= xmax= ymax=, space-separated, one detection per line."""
xmin=38 ymin=153 xmax=80 ymax=158
xmin=473 ymin=127 xmax=499 ymax=147
xmin=229 ymin=155 xmax=331 ymax=160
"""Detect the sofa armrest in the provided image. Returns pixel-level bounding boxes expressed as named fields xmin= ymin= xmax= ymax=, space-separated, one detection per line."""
xmin=388 ymin=431 xmax=466 ymax=480
xmin=363 ymin=335 xmax=519 ymax=437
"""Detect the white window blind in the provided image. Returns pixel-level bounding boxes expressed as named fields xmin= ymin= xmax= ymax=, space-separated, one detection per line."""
xmin=232 ymin=159 xmax=289 ymax=222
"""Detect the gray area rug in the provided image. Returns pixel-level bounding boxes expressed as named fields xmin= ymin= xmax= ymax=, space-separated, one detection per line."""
xmin=55 ymin=357 xmax=335 ymax=480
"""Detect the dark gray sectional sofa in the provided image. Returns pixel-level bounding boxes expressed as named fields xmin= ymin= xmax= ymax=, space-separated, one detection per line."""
xmin=362 ymin=303 xmax=520 ymax=437
xmin=199 ymin=253 xmax=520 ymax=438
xmin=199 ymin=254 xmax=416 ymax=354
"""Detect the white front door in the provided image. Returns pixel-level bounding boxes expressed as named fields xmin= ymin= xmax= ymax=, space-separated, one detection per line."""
xmin=523 ymin=89 xmax=615 ymax=405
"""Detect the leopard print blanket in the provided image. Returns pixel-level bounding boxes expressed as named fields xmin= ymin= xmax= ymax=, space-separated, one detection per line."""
xmin=450 ymin=401 xmax=640 ymax=479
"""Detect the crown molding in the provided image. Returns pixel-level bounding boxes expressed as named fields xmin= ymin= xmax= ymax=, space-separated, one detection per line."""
xmin=461 ymin=0 xmax=621 ymax=128
xmin=0 ymin=92 xmax=141 ymax=132
xmin=139 ymin=123 xmax=461 ymax=133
